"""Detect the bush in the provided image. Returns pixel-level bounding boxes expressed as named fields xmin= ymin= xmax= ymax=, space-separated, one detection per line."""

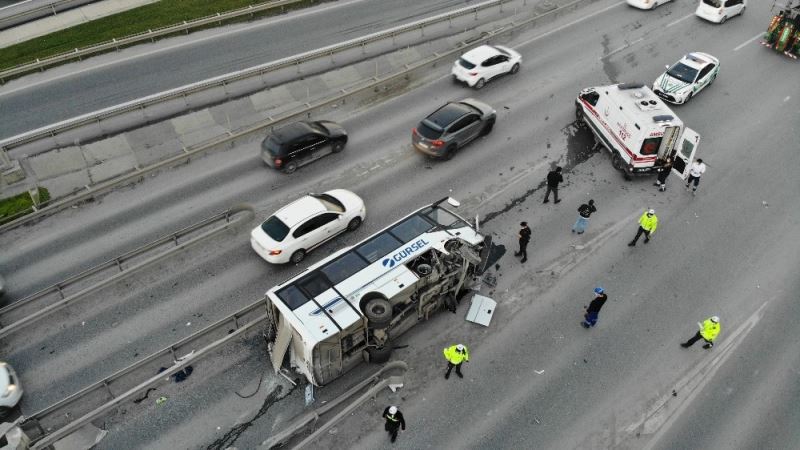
xmin=0 ymin=187 xmax=50 ymax=225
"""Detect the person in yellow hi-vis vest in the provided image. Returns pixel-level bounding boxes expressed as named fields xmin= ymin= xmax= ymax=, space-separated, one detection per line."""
xmin=681 ymin=316 xmax=721 ymax=349
xmin=443 ymin=344 xmax=469 ymax=379
xmin=628 ymin=209 xmax=658 ymax=247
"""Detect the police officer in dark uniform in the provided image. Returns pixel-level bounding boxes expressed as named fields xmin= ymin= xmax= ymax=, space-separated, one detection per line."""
xmin=382 ymin=405 xmax=406 ymax=443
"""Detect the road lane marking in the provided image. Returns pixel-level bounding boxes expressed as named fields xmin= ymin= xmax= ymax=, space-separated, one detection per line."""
xmin=602 ymin=37 xmax=644 ymax=60
xmin=517 ymin=1 xmax=627 ymax=47
xmin=666 ymin=13 xmax=694 ymax=28
xmin=623 ymin=300 xmax=770 ymax=449
xmin=0 ymin=0 xmax=371 ymax=97
xmin=734 ymin=33 xmax=762 ymax=52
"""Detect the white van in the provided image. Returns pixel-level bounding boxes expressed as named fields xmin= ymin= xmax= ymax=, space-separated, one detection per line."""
xmin=696 ymin=0 xmax=746 ymax=24
xmin=575 ymin=82 xmax=700 ymax=179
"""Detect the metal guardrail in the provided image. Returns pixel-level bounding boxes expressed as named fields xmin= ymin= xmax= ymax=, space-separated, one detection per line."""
xmin=0 ymin=0 xmax=577 ymax=234
xmin=263 ymin=361 xmax=408 ymax=449
xmin=0 ymin=0 xmax=511 ymax=151
xmin=0 ymin=0 xmax=98 ymax=31
xmin=19 ymin=296 xmax=272 ymax=442
xmin=0 ymin=203 xmax=254 ymax=338
xmin=27 ymin=307 xmax=273 ymax=449
xmin=0 ymin=0 xmax=306 ymax=81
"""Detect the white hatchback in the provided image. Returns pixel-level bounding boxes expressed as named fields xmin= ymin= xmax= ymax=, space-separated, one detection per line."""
xmin=695 ymin=0 xmax=746 ymax=24
xmin=451 ymin=44 xmax=521 ymax=89
xmin=0 ymin=361 xmax=22 ymax=419
xmin=251 ymin=190 xmax=365 ymax=264
xmin=626 ymin=0 xmax=673 ymax=9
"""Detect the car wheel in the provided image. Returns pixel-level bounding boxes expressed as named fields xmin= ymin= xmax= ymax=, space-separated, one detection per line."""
xmin=364 ymin=297 xmax=392 ymax=328
xmin=474 ymin=78 xmax=486 ymax=89
xmin=444 ymin=145 xmax=458 ymax=160
xmin=684 ymin=92 xmax=693 ymax=103
xmin=739 ymin=6 xmax=745 ymax=17
xmin=720 ymin=15 xmax=727 ymax=24
xmin=365 ymin=343 xmax=392 ymax=363
xmin=332 ymin=139 xmax=345 ymax=153
xmin=290 ymin=249 xmax=306 ymax=264
xmin=709 ymin=73 xmax=716 ymax=85
xmin=480 ymin=118 xmax=495 ymax=136
xmin=575 ymin=106 xmax=584 ymax=120
xmin=0 ymin=406 xmax=11 ymax=419
xmin=510 ymin=63 xmax=520 ymax=74
xmin=347 ymin=216 xmax=362 ymax=231
xmin=452 ymin=75 xmax=460 ymax=84
xmin=282 ymin=161 xmax=298 ymax=174
xmin=611 ymin=153 xmax=624 ymax=170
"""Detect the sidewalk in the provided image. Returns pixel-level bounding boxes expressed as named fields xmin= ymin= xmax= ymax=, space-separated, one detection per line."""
xmin=0 ymin=0 xmax=159 ymax=49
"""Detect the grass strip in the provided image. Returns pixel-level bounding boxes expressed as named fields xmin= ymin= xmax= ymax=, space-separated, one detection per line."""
xmin=0 ymin=187 xmax=50 ymax=225
xmin=0 ymin=0 xmax=324 ymax=72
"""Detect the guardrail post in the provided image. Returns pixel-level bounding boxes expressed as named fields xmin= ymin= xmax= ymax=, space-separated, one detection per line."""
xmin=184 ymin=21 xmax=189 ymax=34
xmin=115 ymin=258 xmax=123 ymax=272
xmin=475 ymin=8 xmax=479 ymax=20
xmin=329 ymin=50 xmax=335 ymax=65
xmin=149 ymin=30 xmax=154 ymax=43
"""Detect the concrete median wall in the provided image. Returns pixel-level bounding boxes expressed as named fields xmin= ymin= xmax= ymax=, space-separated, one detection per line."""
xmin=4 ymin=0 xmax=583 ymax=202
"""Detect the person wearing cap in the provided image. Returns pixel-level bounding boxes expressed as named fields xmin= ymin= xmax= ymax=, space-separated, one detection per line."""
xmin=514 ymin=221 xmax=532 ymax=263
xmin=382 ymin=405 xmax=406 ymax=443
xmin=681 ymin=316 xmax=721 ymax=349
xmin=685 ymin=158 xmax=706 ymax=194
xmin=443 ymin=343 xmax=469 ymax=379
xmin=581 ymin=287 xmax=608 ymax=328
xmin=628 ymin=209 xmax=658 ymax=247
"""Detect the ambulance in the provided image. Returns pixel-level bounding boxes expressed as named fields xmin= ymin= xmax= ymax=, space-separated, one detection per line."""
xmin=575 ymin=82 xmax=700 ymax=179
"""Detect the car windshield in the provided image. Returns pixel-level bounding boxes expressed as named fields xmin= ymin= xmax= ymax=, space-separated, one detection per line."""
xmin=261 ymin=216 xmax=290 ymax=242
xmin=702 ymin=0 xmax=722 ymax=6
xmin=417 ymin=122 xmax=443 ymax=139
xmin=458 ymin=58 xmax=476 ymax=70
xmin=666 ymin=62 xmax=698 ymax=84
xmin=310 ymin=122 xmax=328 ymax=134
xmin=310 ymin=193 xmax=345 ymax=213
xmin=490 ymin=45 xmax=510 ymax=56
xmin=262 ymin=136 xmax=285 ymax=156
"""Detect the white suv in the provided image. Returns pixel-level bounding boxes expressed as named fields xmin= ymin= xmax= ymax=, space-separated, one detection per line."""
xmin=251 ymin=190 xmax=366 ymax=264
xmin=0 ymin=362 xmax=22 ymax=418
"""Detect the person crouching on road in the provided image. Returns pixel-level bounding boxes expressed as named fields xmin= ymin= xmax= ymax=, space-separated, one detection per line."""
xmin=628 ymin=209 xmax=658 ymax=247
xmin=582 ymin=287 xmax=608 ymax=328
xmin=443 ymin=344 xmax=469 ymax=379
xmin=681 ymin=316 xmax=721 ymax=349
xmin=572 ymin=199 xmax=597 ymax=234
xmin=382 ymin=405 xmax=406 ymax=443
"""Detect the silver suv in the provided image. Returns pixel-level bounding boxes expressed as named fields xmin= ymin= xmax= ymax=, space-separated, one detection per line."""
xmin=412 ymin=98 xmax=496 ymax=160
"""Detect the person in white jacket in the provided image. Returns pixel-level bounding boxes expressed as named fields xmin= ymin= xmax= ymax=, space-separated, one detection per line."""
xmin=686 ymin=158 xmax=706 ymax=194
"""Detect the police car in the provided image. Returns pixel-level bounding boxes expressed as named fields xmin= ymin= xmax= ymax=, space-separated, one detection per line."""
xmin=652 ymin=52 xmax=720 ymax=104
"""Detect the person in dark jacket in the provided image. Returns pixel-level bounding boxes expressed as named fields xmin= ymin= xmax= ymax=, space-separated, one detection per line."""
xmin=572 ymin=199 xmax=597 ymax=234
xmin=543 ymin=166 xmax=563 ymax=204
xmin=582 ymin=287 xmax=608 ymax=328
xmin=654 ymin=157 xmax=673 ymax=192
xmin=382 ymin=405 xmax=406 ymax=443
xmin=514 ymin=221 xmax=532 ymax=263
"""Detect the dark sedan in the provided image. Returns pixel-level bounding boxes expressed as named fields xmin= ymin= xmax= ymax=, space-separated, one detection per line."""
xmin=412 ymin=98 xmax=496 ymax=160
xmin=261 ymin=120 xmax=348 ymax=174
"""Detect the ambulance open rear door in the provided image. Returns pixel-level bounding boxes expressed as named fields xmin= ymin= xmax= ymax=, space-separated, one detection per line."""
xmin=671 ymin=127 xmax=700 ymax=180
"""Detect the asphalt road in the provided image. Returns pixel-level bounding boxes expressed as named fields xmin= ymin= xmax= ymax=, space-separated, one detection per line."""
xmin=0 ymin=0 xmax=471 ymax=139
xmin=1 ymin=0 xmax=798 ymax=449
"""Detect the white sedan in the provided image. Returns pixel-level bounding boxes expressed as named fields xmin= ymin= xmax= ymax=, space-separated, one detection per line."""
xmin=251 ymin=190 xmax=365 ymax=264
xmin=0 ymin=361 xmax=22 ymax=419
xmin=451 ymin=44 xmax=521 ymax=89
xmin=626 ymin=0 xmax=673 ymax=9
xmin=652 ymin=52 xmax=720 ymax=104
